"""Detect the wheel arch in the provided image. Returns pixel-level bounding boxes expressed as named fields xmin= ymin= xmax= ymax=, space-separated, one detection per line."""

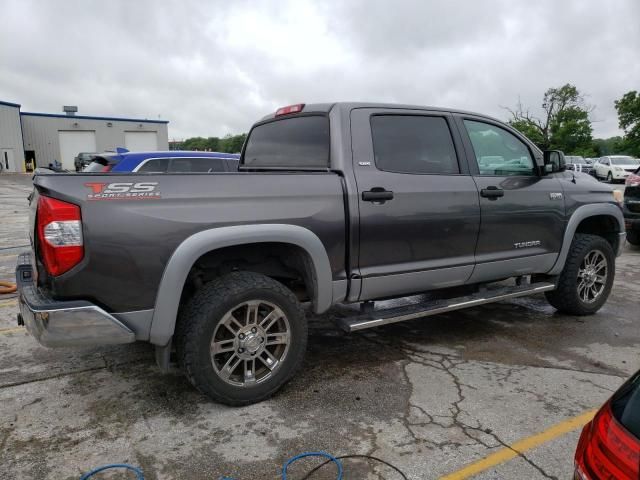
xmin=149 ymin=224 xmax=333 ymax=346
xmin=548 ymin=203 xmax=625 ymax=275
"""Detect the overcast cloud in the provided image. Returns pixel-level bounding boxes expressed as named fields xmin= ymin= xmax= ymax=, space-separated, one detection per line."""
xmin=1 ymin=0 xmax=638 ymax=140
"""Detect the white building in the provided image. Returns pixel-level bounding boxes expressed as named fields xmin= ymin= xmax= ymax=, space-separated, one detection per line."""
xmin=0 ymin=101 xmax=25 ymax=172
xmin=0 ymin=101 xmax=169 ymax=172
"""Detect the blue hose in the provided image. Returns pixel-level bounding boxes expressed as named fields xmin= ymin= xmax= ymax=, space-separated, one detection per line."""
xmin=282 ymin=451 xmax=343 ymax=480
xmin=81 ymin=451 xmax=343 ymax=480
xmin=79 ymin=463 xmax=144 ymax=480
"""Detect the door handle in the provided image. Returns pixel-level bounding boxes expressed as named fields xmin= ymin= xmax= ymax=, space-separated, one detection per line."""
xmin=480 ymin=186 xmax=504 ymax=199
xmin=362 ymin=188 xmax=394 ymax=202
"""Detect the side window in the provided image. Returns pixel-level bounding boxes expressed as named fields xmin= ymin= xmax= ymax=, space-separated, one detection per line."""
xmin=182 ymin=158 xmax=224 ymax=173
xmin=137 ymin=158 xmax=169 ymax=173
xmin=169 ymin=157 xmax=225 ymax=173
xmin=226 ymin=159 xmax=239 ymax=171
xmin=370 ymin=115 xmax=459 ymax=174
xmin=463 ymin=120 xmax=535 ymax=176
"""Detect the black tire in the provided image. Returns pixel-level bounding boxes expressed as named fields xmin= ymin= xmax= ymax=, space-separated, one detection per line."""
xmin=627 ymin=231 xmax=640 ymax=246
xmin=176 ymin=271 xmax=307 ymax=405
xmin=545 ymin=234 xmax=615 ymax=315
xmin=607 ymin=172 xmax=613 ymax=183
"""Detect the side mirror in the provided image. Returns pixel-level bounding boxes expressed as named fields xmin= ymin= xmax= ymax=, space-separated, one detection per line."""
xmin=543 ymin=150 xmax=566 ymax=173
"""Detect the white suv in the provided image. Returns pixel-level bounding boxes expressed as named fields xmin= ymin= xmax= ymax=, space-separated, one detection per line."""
xmin=594 ymin=155 xmax=640 ymax=183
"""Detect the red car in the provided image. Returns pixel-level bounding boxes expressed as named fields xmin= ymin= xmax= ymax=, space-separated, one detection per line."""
xmin=574 ymin=370 xmax=640 ymax=479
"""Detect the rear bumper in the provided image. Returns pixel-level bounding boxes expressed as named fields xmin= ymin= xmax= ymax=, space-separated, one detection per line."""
xmin=16 ymin=252 xmax=135 ymax=347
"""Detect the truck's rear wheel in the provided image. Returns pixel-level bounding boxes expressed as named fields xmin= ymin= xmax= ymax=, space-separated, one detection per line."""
xmin=176 ymin=271 xmax=307 ymax=405
xmin=545 ymin=234 xmax=614 ymax=315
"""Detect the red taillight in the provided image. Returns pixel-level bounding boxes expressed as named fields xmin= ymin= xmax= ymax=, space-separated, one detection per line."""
xmin=626 ymin=173 xmax=640 ymax=187
xmin=36 ymin=196 xmax=84 ymax=276
xmin=575 ymin=403 xmax=640 ymax=480
xmin=275 ymin=103 xmax=305 ymax=116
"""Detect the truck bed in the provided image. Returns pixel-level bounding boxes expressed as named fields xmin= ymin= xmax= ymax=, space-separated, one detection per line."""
xmin=31 ymin=171 xmax=347 ymax=312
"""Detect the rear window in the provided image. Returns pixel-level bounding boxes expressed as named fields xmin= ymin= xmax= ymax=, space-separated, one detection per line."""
xmin=611 ymin=372 xmax=640 ymax=439
xmin=137 ymin=158 xmax=169 ymax=173
xmin=243 ymin=116 xmax=329 ymax=168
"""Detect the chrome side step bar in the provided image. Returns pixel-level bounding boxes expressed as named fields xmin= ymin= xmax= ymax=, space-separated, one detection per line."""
xmin=337 ymin=282 xmax=556 ymax=332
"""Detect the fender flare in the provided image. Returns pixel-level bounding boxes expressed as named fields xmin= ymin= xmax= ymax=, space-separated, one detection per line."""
xmin=149 ymin=224 xmax=333 ymax=346
xmin=548 ymin=203 xmax=624 ymax=275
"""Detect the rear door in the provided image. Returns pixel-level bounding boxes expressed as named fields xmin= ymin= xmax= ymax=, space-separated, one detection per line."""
xmin=351 ymin=108 xmax=480 ymax=300
xmin=455 ymin=115 xmax=565 ymax=283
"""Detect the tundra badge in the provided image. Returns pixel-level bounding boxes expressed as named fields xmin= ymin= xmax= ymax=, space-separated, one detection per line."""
xmin=514 ymin=240 xmax=542 ymax=249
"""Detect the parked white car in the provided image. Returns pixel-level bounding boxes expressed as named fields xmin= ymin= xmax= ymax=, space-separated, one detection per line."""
xmin=593 ymin=155 xmax=640 ymax=183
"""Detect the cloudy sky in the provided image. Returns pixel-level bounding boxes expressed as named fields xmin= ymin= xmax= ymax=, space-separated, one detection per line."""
xmin=1 ymin=0 xmax=638 ymax=140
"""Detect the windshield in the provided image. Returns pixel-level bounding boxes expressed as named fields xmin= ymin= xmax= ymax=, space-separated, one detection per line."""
xmin=611 ymin=157 xmax=639 ymax=165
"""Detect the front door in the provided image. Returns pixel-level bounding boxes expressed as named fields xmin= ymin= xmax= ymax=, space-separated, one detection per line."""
xmin=351 ymin=109 xmax=480 ymax=301
xmin=456 ymin=116 xmax=565 ymax=283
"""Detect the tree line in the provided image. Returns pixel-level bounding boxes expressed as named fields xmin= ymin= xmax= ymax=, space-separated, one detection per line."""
xmin=174 ymin=86 xmax=640 ymax=159
xmin=171 ymin=133 xmax=247 ymax=153
xmin=507 ymin=84 xmax=640 ymax=158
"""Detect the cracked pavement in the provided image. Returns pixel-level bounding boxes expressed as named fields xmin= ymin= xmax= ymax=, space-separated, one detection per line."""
xmin=1 ymin=174 xmax=638 ymax=479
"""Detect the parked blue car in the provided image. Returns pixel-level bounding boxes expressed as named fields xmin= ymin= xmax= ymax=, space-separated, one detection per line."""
xmin=83 ymin=149 xmax=240 ymax=173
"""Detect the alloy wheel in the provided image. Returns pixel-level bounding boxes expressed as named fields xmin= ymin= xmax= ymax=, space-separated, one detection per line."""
xmin=577 ymin=250 xmax=608 ymax=304
xmin=210 ymin=300 xmax=290 ymax=387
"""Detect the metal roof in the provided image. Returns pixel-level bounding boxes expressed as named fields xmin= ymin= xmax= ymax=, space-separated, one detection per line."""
xmin=0 ymin=100 xmax=21 ymax=108
xmin=20 ymin=111 xmax=169 ymax=124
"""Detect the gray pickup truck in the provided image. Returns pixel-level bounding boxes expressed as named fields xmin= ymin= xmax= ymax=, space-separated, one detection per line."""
xmin=17 ymin=102 xmax=626 ymax=405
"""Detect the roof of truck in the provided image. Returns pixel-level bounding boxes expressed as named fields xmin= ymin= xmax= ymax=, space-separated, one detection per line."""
xmin=259 ymin=102 xmax=502 ymax=123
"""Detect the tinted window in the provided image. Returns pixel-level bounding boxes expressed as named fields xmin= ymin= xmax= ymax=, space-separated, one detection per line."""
xmin=137 ymin=158 xmax=169 ymax=173
xmin=226 ymin=158 xmax=239 ymax=171
xmin=243 ymin=116 xmax=329 ymax=168
xmin=169 ymin=157 xmax=225 ymax=173
xmin=464 ymin=120 xmax=535 ymax=176
xmin=370 ymin=115 xmax=459 ymax=174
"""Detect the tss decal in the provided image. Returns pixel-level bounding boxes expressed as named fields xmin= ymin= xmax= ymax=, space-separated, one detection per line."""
xmin=85 ymin=182 xmax=161 ymax=200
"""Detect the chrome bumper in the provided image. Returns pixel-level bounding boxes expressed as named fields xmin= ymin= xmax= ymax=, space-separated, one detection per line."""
xmin=16 ymin=252 xmax=135 ymax=347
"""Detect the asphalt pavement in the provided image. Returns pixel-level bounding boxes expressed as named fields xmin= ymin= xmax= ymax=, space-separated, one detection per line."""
xmin=0 ymin=173 xmax=638 ymax=480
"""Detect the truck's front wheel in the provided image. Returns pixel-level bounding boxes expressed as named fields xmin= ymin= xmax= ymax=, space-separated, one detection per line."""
xmin=176 ymin=271 xmax=307 ymax=405
xmin=545 ymin=234 xmax=615 ymax=315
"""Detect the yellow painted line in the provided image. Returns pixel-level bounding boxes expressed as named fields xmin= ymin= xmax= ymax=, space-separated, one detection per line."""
xmin=0 ymin=326 xmax=26 ymax=335
xmin=440 ymin=409 xmax=596 ymax=480
xmin=0 ymin=299 xmax=18 ymax=307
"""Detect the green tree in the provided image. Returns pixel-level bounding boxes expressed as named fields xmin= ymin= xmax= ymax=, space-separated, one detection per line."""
xmin=181 ymin=133 xmax=247 ymax=153
xmin=592 ymin=136 xmax=627 ymax=156
xmin=614 ymin=90 xmax=640 ymax=157
xmin=506 ymin=84 xmax=594 ymax=155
